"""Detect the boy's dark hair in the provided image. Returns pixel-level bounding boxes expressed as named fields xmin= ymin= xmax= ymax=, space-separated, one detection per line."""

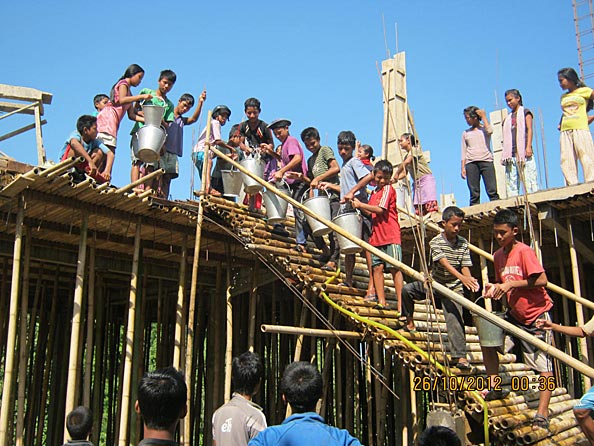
xmin=337 ymin=130 xmax=356 ymax=147
xmin=229 ymin=124 xmax=240 ymax=140
xmin=300 ymin=127 xmax=320 ymax=141
xmin=280 ymin=362 xmax=323 ymax=413
xmin=493 ymin=209 xmax=519 ymax=229
xmin=373 ymin=159 xmax=393 ymax=177
xmin=137 ymin=367 xmax=187 ymax=430
xmin=76 ymin=115 xmax=97 ymax=134
xmin=244 ymin=97 xmax=261 ymax=111
xmin=159 ymin=69 xmax=177 ymax=83
xmin=418 ymin=426 xmax=461 ymax=446
xmin=232 ymin=351 xmax=263 ymax=395
xmin=442 ymin=206 xmax=465 ymax=222
xmin=463 ymin=106 xmax=480 ymax=121
xmin=179 ymin=93 xmax=195 ymax=107
xmin=66 ymin=406 xmax=93 ymax=440
xmin=93 ymin=94 xmax=108 ymax=106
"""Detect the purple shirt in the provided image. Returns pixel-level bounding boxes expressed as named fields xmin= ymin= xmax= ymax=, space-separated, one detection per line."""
xmin=280 ymin=135 xmax=308 ymax=184
xmin=165 ymin=115 xmax=188 ymax=156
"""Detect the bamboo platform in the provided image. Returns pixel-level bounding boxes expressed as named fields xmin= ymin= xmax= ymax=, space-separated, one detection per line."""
xmin=202 ymin=193 xmax=593 ymax=446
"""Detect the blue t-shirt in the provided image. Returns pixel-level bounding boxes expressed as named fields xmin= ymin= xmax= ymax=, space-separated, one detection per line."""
xmin=248 ymin=412 xmax=361 ymax=446
xmin=59 ymin=130 xmax=109 ymax=159
xmin=165 ymin=115 xmax=188 ymax=156
xmin=340 ymin=156 xmax=371 ymax=210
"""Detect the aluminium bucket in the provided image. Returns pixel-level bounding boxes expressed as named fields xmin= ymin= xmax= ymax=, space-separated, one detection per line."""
xmin=332 ymin=212 xmax=363 ymax=254
xmin=472 ymin=297 xmax=505 ymax=347
xmin=221 ymin=170 xmax=243 ymax=197
xmin=302 ymin=190 xmax=332 ymax=236
xmin=135 ymin=125 xmax=166 ymax=163
xmin=142 ymin=103 xmax=166 ymax=127
xmin=262 ymin=181 xmax=290 ymax=224
xmin=240 ymin=157 xmax=265 ymax=194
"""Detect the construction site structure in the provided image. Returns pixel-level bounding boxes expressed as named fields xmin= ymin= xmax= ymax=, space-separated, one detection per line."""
xmin=1 ymin=45 xmax=594 ymax=446
xmin=573 ymin=0 xmax=594 ymax=81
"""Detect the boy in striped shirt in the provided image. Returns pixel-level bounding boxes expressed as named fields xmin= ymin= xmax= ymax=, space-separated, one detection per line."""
xmin=401 ymin=206 xmax=480 ymax=369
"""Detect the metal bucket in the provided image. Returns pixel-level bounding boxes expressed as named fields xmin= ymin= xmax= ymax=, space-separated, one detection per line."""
xmin=221 ymin=170 xmax=243 ymax=197
xmin=240 ymin=157 xmax=265 ymax=193
xmin=302 ymin=189 xmax=332 ymax=236
xmin=472 ymin=297 xmax=505 ymax=347
xmin=332 ymin=212 xmax=363 ymax=254
xmin=136 ymin=125 xmax=166 ymax=163
xmin=142 ymin=103 xmax=166 ymax=127
xmin=262 ymin=181 xmax=290 ymax=224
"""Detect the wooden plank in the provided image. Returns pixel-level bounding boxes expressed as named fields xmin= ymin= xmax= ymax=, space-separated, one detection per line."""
xmin=0 ymin=84 xmax=52 ymax=104
xmin=0 ymin=120 xmax=47 ymax=143
xmin=0 ymin=101 xmax=36 ymax=115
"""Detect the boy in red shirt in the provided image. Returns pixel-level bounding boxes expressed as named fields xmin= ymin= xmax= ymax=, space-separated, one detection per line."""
xmin=352 ymin=160 xmax=402 ymax=309
xmin=482 ymin=208 xmax=553 ymax=429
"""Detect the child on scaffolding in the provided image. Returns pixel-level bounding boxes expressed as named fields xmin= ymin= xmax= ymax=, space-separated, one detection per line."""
xmin=400 ymin=206 xmax=479 ymax=369
xmin=501 ymin=89 xmax=538 ymax=197
xmin=392 ymin=133 xmax=439 ymax=218
xmin=352 ymin=160 xmax=402 ymax=310
xmin=192 ymin=105 xmax=235 ymax=196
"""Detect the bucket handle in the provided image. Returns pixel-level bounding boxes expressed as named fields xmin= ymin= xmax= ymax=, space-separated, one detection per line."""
xmin=141 ymin=97 xmax=166 ymax=107
xmin=301 ymin=187 xmax=329 ymax=202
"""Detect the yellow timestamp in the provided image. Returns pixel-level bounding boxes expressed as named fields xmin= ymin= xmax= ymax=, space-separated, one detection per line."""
xmin=413 ymin=375 xmax=502 ymax=392
xmin=510 ymin=376 xmax=556 ymax=392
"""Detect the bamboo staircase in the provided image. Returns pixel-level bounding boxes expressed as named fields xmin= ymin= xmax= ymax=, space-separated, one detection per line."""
xmin=201 ymin=194 xmax=589 ymax=446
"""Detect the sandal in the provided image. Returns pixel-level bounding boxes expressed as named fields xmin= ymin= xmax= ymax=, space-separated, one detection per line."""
xmin=321 ymin=262 xmax=337 ymax=272
xmin=455 ymin=359 xmax=472 ymax=370
xmin=292 ymin=244 xmax=307 ymax=253
xmin=402 ymin=325 xmax=418 ymax=334
xmin=482 ymin=388 xmax=510 ymax=401
xmin=363 ymin=294 xmax=378 ymax=302
xmin=532 ymin=413 xmax=550 ymax=430
xmin=337 ymin=282 xmax=353 ymax=288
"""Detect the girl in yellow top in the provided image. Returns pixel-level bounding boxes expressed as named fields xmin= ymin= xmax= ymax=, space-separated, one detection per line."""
xmin=558 ymin=67 xmax=594 ymax=185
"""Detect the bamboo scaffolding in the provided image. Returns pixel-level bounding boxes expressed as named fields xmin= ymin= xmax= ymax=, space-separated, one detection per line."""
xmin=83 ymin=246 xmax=96 ymax=407
xmin=184 ymin=110 xmax=212 ymax=446
xmin=114 ymin=169 xmax=165 ymax=195
xmin=15 ymin=228 xmax=30 ymax=446
xmin=568 ymin=217 xmax=590 ymax=391
xmin=0 ymin=195 xmax=24 ymax=445
xmin=248 ymin=261 xmax=259 ymax=352
xmin=224 ymin=243 xmax=233 ymax=403
xmin=63 ymin=213 xmax=89 ymax=441
xmin=260 ymin=324 xmax=362 ymax=339
xmin=117 ymin=217 xmax=141 ymax=446
xmin=173 ymin=235 xmax=187 ymax=369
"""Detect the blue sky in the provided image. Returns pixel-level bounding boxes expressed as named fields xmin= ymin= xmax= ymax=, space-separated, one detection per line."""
xmin=0 ymin=1 xmax=582 ymax=203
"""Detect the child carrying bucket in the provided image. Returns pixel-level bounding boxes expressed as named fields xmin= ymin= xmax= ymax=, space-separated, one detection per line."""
xmin=192 ymin=105 xmax=235 ymax=196
xmin=351 ymin=160 xmax=402 ymax=310
xmin=481 ymin=209 xmax=553 ymax=430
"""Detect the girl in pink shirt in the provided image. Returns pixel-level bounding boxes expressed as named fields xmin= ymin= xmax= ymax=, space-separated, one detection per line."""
xmin=96 ymin=64 xmax=152 ymax=179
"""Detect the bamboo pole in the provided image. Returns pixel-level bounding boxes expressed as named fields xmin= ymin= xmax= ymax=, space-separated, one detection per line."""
xmin=210 ymin=144 xmax=594 ymax=378
xmin=15 ymin=228 xmax=30 ymax=446
xmin=248 ymin=261 xmax=259 ymax=352
xmin=114 ymin=169 xmax=165 ymax=194
xmin=477 ymin=238 xmax=492 ymax=312
xmin=64 ymin=213 xmax=89 ymax=441
xmin=568 ymin=217 xmax=590 ymax=390
xmin=83 ymin=246 xmax=96 ymax=407
xmin=0 ymin=195 xmax=24 ymax=446
xmin=117 ymin=218 xmax=142 ymax=446
xmin=184 ymin=110 xmax=212 ymax=446
xmin=224 ymin=244 xmax=233 ymax=403
xmin=260 ymin=324 xmax=362 ymax=338
xmin=173 ymin=235 xmax=187 ymax=369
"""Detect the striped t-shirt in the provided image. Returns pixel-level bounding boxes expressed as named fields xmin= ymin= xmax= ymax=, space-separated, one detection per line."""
xmin=429 ymin=233 xmax=473 ymax=293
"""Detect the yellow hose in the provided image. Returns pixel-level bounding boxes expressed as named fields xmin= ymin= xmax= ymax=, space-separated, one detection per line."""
xmin=319 ymin=269 xmax=490 ymax=446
